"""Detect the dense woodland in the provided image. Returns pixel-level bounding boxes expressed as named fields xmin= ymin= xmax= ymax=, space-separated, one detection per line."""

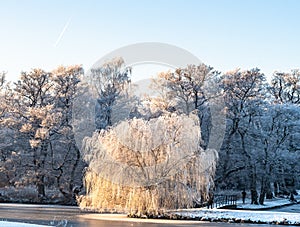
xmin=0 ymin=58 xmax=299 ymax=209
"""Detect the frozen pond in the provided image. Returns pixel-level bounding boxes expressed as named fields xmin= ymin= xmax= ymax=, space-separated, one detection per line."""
xmin=0 ymin=203 xmax=296 ymax=226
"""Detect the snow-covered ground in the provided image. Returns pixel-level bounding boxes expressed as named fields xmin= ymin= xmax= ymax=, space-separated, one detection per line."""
xmin=171 ymin=208 xmax=300 ymax=225
xmin=0 ymin=221 xmax=48 ymax=227
xmin=237 ymin=197 xmax=299 ymax=210
xmin=168 ymin=193 xmax=300 ymax=225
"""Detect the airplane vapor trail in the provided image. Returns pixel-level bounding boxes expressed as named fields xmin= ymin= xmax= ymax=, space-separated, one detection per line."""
xmin=53 ymin=17 xmax=72 ymax=48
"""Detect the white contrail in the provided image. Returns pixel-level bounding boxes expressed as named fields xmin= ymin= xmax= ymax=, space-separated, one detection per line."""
xmin=53 ymin=17 xmax=72 ymax=47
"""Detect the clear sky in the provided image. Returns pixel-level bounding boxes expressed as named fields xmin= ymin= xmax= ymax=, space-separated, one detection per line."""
xmin=1 ymin=0 xmax=300 ymax=81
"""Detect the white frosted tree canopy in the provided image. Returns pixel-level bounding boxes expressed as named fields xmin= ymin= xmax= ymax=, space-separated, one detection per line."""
xmin=80 ymin=112 xmax=218 ymax=214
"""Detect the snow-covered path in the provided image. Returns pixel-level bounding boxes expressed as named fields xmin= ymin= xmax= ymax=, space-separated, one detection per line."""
xmin=236 ymin=197 xmax=299 ymax=210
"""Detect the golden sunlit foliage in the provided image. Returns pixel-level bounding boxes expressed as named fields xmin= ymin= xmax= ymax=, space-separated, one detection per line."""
xmin=79 ymin=112 xmax=218 ymax=215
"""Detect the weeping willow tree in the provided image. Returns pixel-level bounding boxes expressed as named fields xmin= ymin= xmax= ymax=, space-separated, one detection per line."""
xmin=79 ymin=112 xmax=218 ymax=215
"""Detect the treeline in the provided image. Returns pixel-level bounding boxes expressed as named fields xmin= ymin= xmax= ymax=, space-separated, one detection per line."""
xmin=0 ymin=58 xmax=299 ymax=206
xmin=154 ymin=66 xmax=300 ymax=205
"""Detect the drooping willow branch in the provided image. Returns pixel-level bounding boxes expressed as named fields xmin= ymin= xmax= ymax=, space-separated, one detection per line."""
xmin=79 ymin=112 xmax=218 ymax=215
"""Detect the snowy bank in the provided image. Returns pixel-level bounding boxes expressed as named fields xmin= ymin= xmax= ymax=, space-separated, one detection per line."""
xmin=167 ymin=208 xmax=300 ymax=225
xmin=80 ymin=210 xmax=300 ymax=226
xmin=162 ymin=193 xmax=300 ymax=225
xmin=80 ymin=197 xmax=300 ymax=225
xmin=79 ymin=213 xmax=206 ymax=224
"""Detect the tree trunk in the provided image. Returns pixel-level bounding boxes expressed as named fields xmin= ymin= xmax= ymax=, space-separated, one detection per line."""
xmin=274 ymin=182 xmax=279 ymax=197
xmin=239 ymin=130 xmax=258 ymax=205
xmin=265 ymin=166 xmax=273 ymax=199
xmin=259 ymin=178 xmax=266 ymax=205
xmin=36 ymin=139 xmax=49 ymax=200
xmin=250 ymin=166 xmax=258 ymax=205
xmin=37 ymin=175 xmax=45 ymax=199
xmin=266 ymin=182 xmax=273 ymax=199
xmin=69 ymin=142 xmax=81 ymax=204
xmin=251 ymin=188 xmax=258 ymax=205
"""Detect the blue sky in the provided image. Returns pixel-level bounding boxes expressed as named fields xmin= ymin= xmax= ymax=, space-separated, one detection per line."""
xmin=1 ymin=0 xmax=300 ymax=81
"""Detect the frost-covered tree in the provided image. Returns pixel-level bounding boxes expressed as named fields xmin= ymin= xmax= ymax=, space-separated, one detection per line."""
xmin=89 ymin=57 xmax=132 ymax=129
xmin=0 ymin=72 xmax=9 ymax=119
xmin=79 ymin=111 xmax=218 ymax=215
xmin=215 ymin=68 xmax=300 ymax=204
xmin=252 ymin=104 xmax=296 ymax=204
xmin=0 ymin=72 xmax=13 ymax=187
xmin=50 ymin=65 xmax=85 ymax=201
xmin=1 ymin=67 xmax=85 ymax=203
xmin=270 ymin=70 xmax=300 ymax=105
xmin=217 ymin=68 xmax=267 ymax=204
xmin=11 ymin=69 xmax=59 ymax=199
xmin=267 ymin=70 xmax=300 ymax=197
xmin=0 ymin=72 xmax=5 ymax=90
xmin=152 ymin=63 xmax=220 ymax=148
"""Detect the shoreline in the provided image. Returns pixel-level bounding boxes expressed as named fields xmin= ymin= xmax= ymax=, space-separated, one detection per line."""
xmin=1 ymin=201 xmax=299 ymax=226
xmin=79 ymin=213 xmax=208 ymax=224
xmin=80 ymin=204 xmax=300 ymax=226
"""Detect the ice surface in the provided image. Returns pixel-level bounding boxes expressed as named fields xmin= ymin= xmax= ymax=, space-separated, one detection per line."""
xmin=0 ymin=221 xmax=48 ymax=227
